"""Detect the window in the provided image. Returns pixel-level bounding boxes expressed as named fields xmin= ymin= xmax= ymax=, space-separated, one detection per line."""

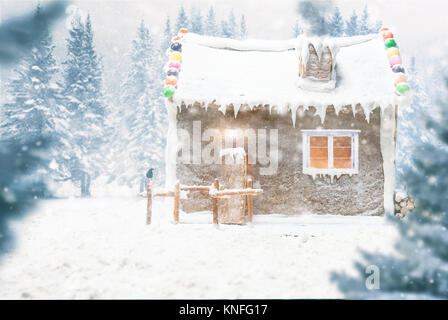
xmin=302 ymin=130 xmax=359 ymax=174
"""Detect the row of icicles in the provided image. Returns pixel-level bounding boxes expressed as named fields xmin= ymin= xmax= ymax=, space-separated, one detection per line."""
xmin=162 ymin=28 xmax=189 ymax=98
xmin=379 ymin=27 xmax=410 ymax=95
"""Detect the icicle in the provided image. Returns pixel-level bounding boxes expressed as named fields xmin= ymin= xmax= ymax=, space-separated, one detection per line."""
xmin=334 ymin=104 xmax=342 ymax=116
xmin=233 ymin=104 xmax=241 ymax=118
xmin=365 ymin=109 xmax=371 ymax=124
xmin=218 ymin=105 xmax=227 ymax=115
xmin=352 ymin=104 xmax=356 ymax=118
xmin=316 ymin=105 xmax=327 ymax=124
xmin=269 ymin=105 xmax=273 ymax=115
xmin=290 ymin=105 xmax=299 ymax=128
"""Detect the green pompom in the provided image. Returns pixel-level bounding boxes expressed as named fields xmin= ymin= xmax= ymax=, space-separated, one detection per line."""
xmin=396 ymin=82 xmax=410 ymax=94
xmin=163 ymin=85 xmax=175 ymax=98
xmin=384 ymin=38 xmax=397 ymax=48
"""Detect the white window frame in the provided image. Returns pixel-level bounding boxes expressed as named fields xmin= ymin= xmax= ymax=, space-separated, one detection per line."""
xmin=301 ymin=129 xmax=360 ymax=175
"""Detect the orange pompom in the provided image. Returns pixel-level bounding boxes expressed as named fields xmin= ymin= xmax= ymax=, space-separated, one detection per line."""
xmin=379 ymin=27 xmax=389 ymax=33
xmin=171 ymin=36 xmax=181 ymax=42
xmin=394 ymin=74 xmax=407 ymax=86
xmin=165 ymin=77 xmax=177 ymax=86
xmin=382 ymin=32 xmax=394 ymax=40
xmin=179 ymin=28 xmax=189 ymax=34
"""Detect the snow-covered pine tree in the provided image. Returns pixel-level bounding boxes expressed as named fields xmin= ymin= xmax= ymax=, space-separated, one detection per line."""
xmin=205 ymin=6 xmax=218 ymax=37
xmin=1 ymin=4 xmax=58 ymax=143
xmin=332 ymin=71 xmax=448 ymax=300
xmin=63 ymin=13 xmax=105 ymax=197
xmin=220 ymin=20 xmax=231 ymax=38
xmin=190 ymin=7 xmax=203 ymax=35
xmin=227 ymin=10 xmax=237 ymax=38
xmin=0 ymin=3 xmax=57 ymax=254
xmin=345 ymin=10 xmax=359 ymax=36
xmin=329 ymin=6 xmax=344 ymax=37
xmin=0 ymin=4 xmax=63 ymax=197
xmin=240 ymin=14 xmax=248 ymax=39
xmin=292 ymin=19 xmax=303 ymax=37
xmin=161 ymin=16 xmax=173 ymax=53
xmin=359 ymin=6 xmax=373 ymax=35
xmin=175 ymin=6 xmax=189 ymax=33
xmin=396 ymin=58 xmax=433 ymax=188
xmin=114 ymin=20 xmax=166 ymax=190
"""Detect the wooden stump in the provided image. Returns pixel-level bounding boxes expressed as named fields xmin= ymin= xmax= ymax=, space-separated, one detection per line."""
xmin=394 ymin=191 xmax=415 ymax=219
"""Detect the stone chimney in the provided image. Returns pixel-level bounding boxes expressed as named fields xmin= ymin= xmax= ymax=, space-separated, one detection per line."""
xmin=297 ymin=39 xmax=336 ymax=91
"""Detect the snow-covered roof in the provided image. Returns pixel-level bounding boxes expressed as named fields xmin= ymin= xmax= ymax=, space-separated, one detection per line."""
xmin=165 ymin=31 xmax=411 ymax=124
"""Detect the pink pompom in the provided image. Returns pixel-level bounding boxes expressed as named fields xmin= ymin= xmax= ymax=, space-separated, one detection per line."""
xmin=168 ymin=61 xmax=181 ymax=69
xmin=389 ymin=55 xmax=402 ymax=67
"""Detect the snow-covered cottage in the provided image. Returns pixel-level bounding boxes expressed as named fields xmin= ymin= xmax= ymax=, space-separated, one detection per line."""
xmin=162 ymin=28 xmax=410 ymax=217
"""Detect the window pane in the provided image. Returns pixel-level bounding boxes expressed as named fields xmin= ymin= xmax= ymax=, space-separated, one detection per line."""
xmin=334 ymin=158 xmax=351 ymax=168
xmin=310 ymin=136 xmax=328 ymax=147
xmin=310 ymin=147 xmax=328 ymax=158
xmin=334 ymin=136 xmax=351 ymax=147
xmin=309 ymin=136 xmax=328 ymax=169
xmin=333 ymin=136 xmax=352 ymax=169
xmin=333 ymin=147 xmax=351 ymax=158
xmin=310 ymin=158 xmax=329 ymax=168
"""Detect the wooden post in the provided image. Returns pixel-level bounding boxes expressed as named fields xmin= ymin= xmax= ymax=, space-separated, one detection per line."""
xmin=247 ymin=177 xmax=253 ymax=224
xmin=213 ymin=179 xmax=219 ymax=225
xmin=173 ymin=180 xmax=180 ymax=224
xmin=146 ymin=179 xmax=152 ymax=225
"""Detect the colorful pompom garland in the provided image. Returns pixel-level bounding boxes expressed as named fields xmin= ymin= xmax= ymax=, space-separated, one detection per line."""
xmin=379 ymin=27 xmax=410 ymax=95
xmin=163 ymin=29 xmax=188 ymax=98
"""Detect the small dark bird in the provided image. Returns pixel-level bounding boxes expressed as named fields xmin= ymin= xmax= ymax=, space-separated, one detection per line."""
xmin=146 ymin=168 xmax=154 ymax=179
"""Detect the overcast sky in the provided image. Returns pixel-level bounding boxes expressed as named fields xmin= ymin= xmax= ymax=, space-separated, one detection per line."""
xmin=1 ymin=0 xmax=447 ymax=91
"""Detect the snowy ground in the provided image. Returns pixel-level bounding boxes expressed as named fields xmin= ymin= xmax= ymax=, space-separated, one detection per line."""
xmin=0 ymin=197 xmax=399 ymax=299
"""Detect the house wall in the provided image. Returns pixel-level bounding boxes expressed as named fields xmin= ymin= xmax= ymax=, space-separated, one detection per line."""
xmin=175 ymin=103 xmax=384 ymax=216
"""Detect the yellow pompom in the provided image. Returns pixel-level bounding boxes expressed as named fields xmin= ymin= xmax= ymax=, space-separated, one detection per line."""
xmin=170 ymin=52 xmax=182 ymax=61
xmin=387 ymin=47 xmax=400 ymax=57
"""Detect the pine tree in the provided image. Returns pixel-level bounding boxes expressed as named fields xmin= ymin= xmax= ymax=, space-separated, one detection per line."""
xmin=220 ymin=10 xmax=238 ymax=39
xmin=329 ymin=7 xmax=344 ymax=37
xmin=205 ymin=6 xmax=218 ymax=36
xmin=345 ymin=10 xmax=359 ymax=36
xmin=175 ymin=6 xmax=189 ymax=33
xmin=161 ymin=16 xmax=172 ymax=53
xmin=1 ymin=4 xmax=58 ymax=143
xmin=113 ymin=20 xmax=166 ymax=190
xmin=0 ymin=4 xmax=64 ymax=197
xmin=227 ymin=10 xmax=237 ymax=38
xmin=190 ymin=7 xmax=203 ymax=34
xmin=0 ymin=3 xmax=57 ymax=255
xmin=332 ymin=72 xmax=448 ymax=299
xmin=63 ymin=13 xmax=105 ymax=197
xmin=240 ymin=14 xmax=248 ymax=39
xmin=396 ymin=58 xmax=433 ymax=187
xmin=292 ymin=19 xmax=303 ymax=37
xmin=359 ymin=6 xmax=371 ymax=35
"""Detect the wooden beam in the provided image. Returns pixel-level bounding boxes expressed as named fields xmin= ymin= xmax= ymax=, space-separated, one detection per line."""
xmin=210 ymin=188 xmax=263 ymax=198
xmin=247 ymin=177 xmax=253 ymax=224
xmin=153 ymin=192 xmax=174 ymax=197
xmin=146 ymin=180 xmax=152 ymax=225
xmin=180 ymin=185 xmax=210 ymax=192
xmin=212 ymin=179 xmax=219 ymax=225
xmin=173 ymin=180 xmax=180 ymax=224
